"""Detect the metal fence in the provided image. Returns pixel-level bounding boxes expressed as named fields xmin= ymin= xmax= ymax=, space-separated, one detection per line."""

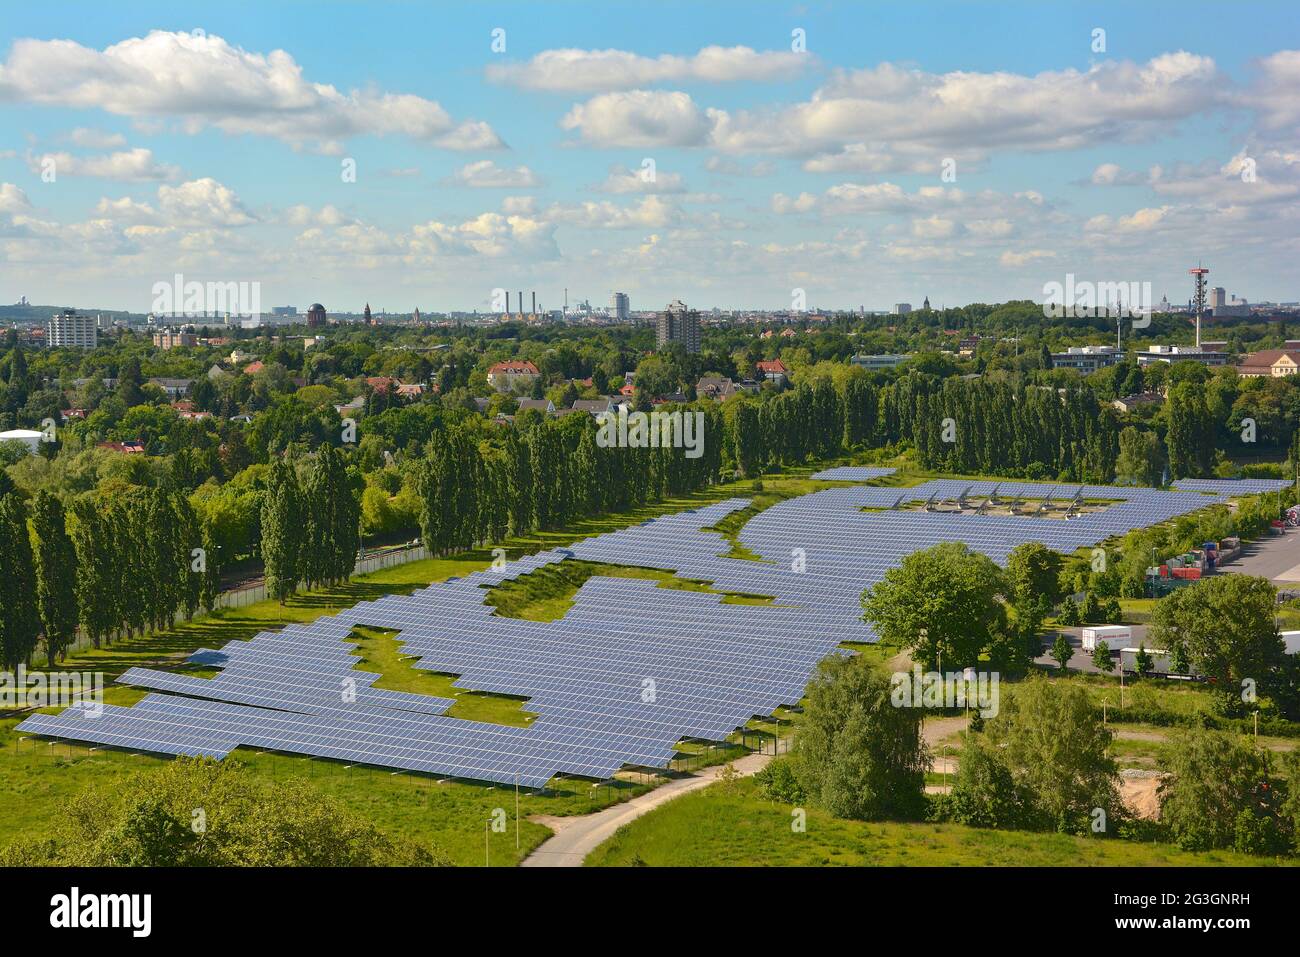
xmin=61 ymin=542 xmax=432 ymax=654
xmin=211 ymin=543 xmax=430 ymax=611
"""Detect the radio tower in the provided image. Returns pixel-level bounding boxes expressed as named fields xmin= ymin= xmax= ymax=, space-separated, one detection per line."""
xmin=1189 ymin=264 xmax=1209 ymax=348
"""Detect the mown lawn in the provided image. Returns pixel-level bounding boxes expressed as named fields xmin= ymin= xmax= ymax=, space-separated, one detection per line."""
xmin=585 ymin=779 xmax=1289 ymax=867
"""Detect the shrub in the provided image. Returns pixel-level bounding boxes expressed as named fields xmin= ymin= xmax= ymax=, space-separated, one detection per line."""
xmin=754 ymin=757 xmax=806 ymax=804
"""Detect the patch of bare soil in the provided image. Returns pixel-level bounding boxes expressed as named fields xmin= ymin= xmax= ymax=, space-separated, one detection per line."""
xmin=1119 ymin=769 xmax=1166 ymax=821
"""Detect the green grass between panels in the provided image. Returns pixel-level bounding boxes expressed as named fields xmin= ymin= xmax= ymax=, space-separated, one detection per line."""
xmin=483 ymin=559 xmax=778 ymax=622
xmin=347 ymin=625 xmax=538 ymax=727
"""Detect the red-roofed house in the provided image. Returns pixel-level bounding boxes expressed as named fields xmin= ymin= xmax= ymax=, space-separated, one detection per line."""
xmin=242 ymin=360 xmax=265 ymax=376
xmin=756 ymin=358 xmax=789 ymax=384
xmin=1238 ymin=350 xmax=1300 ymax=378
xmin=487 ymin=359 xmax=541 ymax=393
xmin=97 ymin=439 xmax=145 ymax=454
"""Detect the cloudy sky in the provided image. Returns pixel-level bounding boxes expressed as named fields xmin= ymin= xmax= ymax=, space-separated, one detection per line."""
xmin=1 ymin=1 xmax=1298 ymax=314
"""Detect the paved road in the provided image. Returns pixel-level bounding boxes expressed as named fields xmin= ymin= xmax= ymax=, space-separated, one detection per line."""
xmin=520 ymin=751 xmax=772 ymax=867
xmin=1218 ymin=528 xmax=1300 ymax=584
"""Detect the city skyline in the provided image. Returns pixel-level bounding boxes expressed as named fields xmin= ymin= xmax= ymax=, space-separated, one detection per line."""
xmin=2 ymin=1 xmax=1299 ymax=312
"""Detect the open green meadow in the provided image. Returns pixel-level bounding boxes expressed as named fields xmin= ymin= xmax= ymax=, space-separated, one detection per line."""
xmin=584 ymin=778 xmax=1289 ymax=867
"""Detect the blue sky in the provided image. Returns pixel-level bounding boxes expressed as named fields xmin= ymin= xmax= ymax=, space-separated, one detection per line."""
xmin=1 ymin=1 xmax=1298 ymax=313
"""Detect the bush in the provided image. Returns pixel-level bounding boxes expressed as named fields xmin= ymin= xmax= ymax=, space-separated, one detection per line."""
xmin=1159 ymin=727 xmax=1284 ymax=854
xmin=936 ymin=740 xmax=1032 ymax=830
xmin=1233 ymin=809 xmax=1288 ymax=856
xmin=1058 ymin=597 xmax=1081 ymax=626
xmin=794 ymin=655 xmax=929 ymax=821
xmin=754 ymin=757 xmax=806 ymax=804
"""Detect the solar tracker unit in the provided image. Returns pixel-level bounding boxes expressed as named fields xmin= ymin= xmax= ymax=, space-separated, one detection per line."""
xmin=18 ymin=474 xmax=1232 ymax=787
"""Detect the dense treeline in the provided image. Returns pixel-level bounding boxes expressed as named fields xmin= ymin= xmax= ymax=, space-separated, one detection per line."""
xmin=260 ymin=446 xmax=361 ymax=603
xmin=880 ymin=377 xmax=1118 ymax=481
xmin=0 ymin=482 xmax=209 ymax=668
xmin=412 ymin=407 xmax=725 ymax=555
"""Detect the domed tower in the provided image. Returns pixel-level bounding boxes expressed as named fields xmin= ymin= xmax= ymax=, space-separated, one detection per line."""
xmin=306 ymin=303 xmax=327 ymax=327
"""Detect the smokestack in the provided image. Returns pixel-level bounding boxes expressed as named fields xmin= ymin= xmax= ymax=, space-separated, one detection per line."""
xmin=505 ymin=290 xmax=510 ymax=314
xmin=532 ymin=291 xmax=536 ymax=315
xmin=518 ymin=291 xmax=523 ymax=316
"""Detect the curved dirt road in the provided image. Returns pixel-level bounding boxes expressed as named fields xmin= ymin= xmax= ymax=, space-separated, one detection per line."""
xmin=521 ymin=752 xmax=771 ymax=867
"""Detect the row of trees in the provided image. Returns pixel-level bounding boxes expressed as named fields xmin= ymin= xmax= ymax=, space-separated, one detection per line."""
xmin=413 ymin=410 xmax=727 ymax=556
xmin=0 ymin=482 xmax=215 ymax=668
xmin=260 ymin=446 xmax=361 ymax=602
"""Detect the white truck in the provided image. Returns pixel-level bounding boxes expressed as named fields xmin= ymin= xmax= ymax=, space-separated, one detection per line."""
xmin=1081 ymin=625 xmax=1132 ymax=652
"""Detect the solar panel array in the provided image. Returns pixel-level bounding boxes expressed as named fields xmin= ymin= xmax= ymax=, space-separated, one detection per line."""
xmin=19 ymin=474 xmax=1230 ymax=786
xmin=810 ymin=466 xmax=899 ymax=481
xmin=1172 ymin=478 xmax=1294 ymax=495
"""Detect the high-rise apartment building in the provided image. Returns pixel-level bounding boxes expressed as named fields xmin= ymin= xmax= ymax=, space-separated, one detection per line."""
xmin=610 ymin=292 xmax=630 ymax=321
xmin=46 ymin=309 xmax=98 ymax=349
xmin=656 ymin=299 xmax=701 ymax=353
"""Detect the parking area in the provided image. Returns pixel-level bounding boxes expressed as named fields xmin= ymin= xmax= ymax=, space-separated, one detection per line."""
xmin=1033 ymin=625 xmax=1150 ymax=674
xmin=1217 ymin=528 xmax=1300 ymax=584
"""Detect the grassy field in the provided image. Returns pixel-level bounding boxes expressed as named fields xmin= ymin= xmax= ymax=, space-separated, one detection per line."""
xmin=584 ymin=778 xmax=1288 ymax=867
xmin=0 ymin=726 xmax=654 ymax=865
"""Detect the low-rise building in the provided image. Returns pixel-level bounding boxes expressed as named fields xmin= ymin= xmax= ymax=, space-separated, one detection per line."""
xmin=756 ymin=359 xmax=789 ymax=384
xmin=1050 ymin=345 xmax=1122 ymax=373
xmin=1135 ymin=345 xmax=1230 ymax=367
xmin=148 ymin=377 xmax=194 ymax=399
xmin=486 ymin=359 xmax=541 ymax=393
xmin=0 ymin=428 xmax=45 ymax=454
xmin=570 ymin=397 xmax=613 ymax=416
xmin=1237 ymin=349 xmax=1300 ymax=378
xmin=97 ymin=439 xmax=145 ymax=454
xmin=696 ymin=375 xmax=738 ymax=400
xmin=851 ymin=353 xmax=910 ymax=371
xmin=516 ymin=398 xmax=555 ymax=414
xmin=1112 ymin=391 xmax=1164 ymax=413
